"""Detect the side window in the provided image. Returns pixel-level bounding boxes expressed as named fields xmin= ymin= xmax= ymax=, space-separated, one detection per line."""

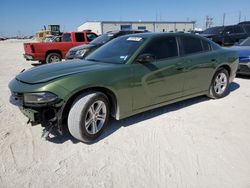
xmin=141 ymin=37 xmax=178 ymax=60
xmin=180 ymin=36 xmax=203 ymax=55
xmin=86 ymin=33 xmax=98 ymax=42
xmin=138 ymin=26 xmax=146 ymax=30
xmin=62 ymin=33 xmax=72 ymax=42
xmin=75 ymin=33 xmax=85 ymax=42
xmin=224 ymin=26 xmax=234 ymax=34
xmin=233 ymin=26 xmax=244 ymax=34
xmin=120 ymin=25 xmax=132 ymax=30
xmin=201 ymin=40 xmax=211 ymax=51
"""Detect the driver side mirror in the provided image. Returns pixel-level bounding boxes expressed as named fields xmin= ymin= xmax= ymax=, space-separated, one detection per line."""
xmin=136 ymin=53 xmax=155 ymax=63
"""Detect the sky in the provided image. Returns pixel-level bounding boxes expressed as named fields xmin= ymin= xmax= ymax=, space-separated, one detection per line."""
xmin=1 ymin=0 xmax=250 ymax=37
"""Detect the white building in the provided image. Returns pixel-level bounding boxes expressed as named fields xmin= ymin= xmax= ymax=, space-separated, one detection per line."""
xmin=77 ymin=21 xmax=196 ymax=35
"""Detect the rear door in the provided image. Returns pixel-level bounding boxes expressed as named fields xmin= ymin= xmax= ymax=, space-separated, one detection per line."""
xmin=132 ymin=36 xmax=185 ymax=110
xmin=178 ymin=36 xmax=216 ymax=96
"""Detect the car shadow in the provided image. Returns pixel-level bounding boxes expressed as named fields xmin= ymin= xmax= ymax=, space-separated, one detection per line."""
xmin=47 ymin=82 xmax=240 ymax=144
xmin=236 ymin=74 xmax=250 ymax=80
xmin=31 ymin=63 xmax=41 ymax=66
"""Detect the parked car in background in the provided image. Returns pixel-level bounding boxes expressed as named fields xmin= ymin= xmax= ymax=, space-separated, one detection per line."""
xmin=201 ymin=24 xmax=250 ymax=46
xmin=0 ymin=36 xmax=7 ymax=41
xmin=23 ymin=31 xmax=98 ymax=64
xmin=66 ymin=30 xmax=148 ymax=60
xmin=238 ymin=21 xmax=250 ymax=32
xmin=230 ymin=37 xmax=250 ymax=75
xmin=9 ymin=33 xmax=238 ymax=142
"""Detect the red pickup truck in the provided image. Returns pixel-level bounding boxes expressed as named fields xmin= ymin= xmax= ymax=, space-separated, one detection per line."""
xmin=23 ymin=31 xmax=98 ymax=64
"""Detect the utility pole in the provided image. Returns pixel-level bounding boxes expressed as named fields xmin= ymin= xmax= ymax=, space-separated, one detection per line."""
xmin=205 ymin=16 xmax=213 ymax=29
xmin=222 ymin=13 xmax=226 ymax=26
xmin=239 ymin=11 xmax=242 ymax=23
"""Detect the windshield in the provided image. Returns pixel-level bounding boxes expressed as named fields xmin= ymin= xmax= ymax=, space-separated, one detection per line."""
xmin=240 ymin=37 xmax=250 ymax=46
xmin=86 ymin=36 xmax=145 ymax=64
xmin=90 ymin=33 xmax=114 ymax=45
xmin=202 ymin=27 xmax=224 ymax=35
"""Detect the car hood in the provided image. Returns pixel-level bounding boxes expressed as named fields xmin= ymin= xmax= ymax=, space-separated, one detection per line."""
xmin=229 ymin=46 xmax=250 ymax=57
xmin=16 ymin=60 xmax=112 ymax=84
xmin=69 ymin=43 xmax=98 ymax=51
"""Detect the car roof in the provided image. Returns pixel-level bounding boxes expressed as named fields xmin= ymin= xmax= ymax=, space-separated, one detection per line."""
xmin=205 ymin=26 xmax=224 ymax=30
xmin=122 ymin=32 xmax=207 ymax=40
xmin=238 ymin=21 xmax=250 ymax=25
xmin=107 ymin=30 xmax=147 ymax=34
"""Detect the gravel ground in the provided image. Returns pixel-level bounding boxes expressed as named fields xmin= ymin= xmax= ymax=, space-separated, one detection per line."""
xmin=0 ymin=39 xmax=250 ymax=188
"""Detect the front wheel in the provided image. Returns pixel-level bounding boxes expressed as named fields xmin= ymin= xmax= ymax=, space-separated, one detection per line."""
xmin=67 ymin=92 xmax=110 ymax=143
xmin=208 ymin=68 xmax=229 ymax=99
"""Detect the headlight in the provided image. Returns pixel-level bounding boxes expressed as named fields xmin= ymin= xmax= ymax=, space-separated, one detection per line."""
xmin=24 ymin=92 xmax=58 ymax=104
xmin=75 ymin=49 xmax=89 ymax=57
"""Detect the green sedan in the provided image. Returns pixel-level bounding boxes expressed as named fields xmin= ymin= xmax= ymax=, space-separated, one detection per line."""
xmin=9 ymin=33 xmax=238 ymax=142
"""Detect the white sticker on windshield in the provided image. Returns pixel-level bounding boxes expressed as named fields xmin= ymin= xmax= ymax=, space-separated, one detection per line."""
xmin=127 ymin=37 xmax=142 ymax=41
xmin=120 ymin=55 xmax=128 ymax=60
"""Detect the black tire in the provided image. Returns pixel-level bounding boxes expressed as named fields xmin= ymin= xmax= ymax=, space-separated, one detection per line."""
xmin=67 ymin=92 xmax=110 ymax=143
xmin=208 ymin=68 xmax=229 ymax=99
xmin=46 ymin=52 xmax=61 ymax=63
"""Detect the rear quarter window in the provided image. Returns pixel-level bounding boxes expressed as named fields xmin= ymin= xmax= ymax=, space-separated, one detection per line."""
xmin=201 ymin=40 xmax=211 ymax=51
xmin=180 ymin=36 xmax=203 ymax=55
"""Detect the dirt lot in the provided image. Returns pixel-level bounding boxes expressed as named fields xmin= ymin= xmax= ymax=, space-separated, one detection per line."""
xmin=0 ymin=39 xmax=250 ymax=188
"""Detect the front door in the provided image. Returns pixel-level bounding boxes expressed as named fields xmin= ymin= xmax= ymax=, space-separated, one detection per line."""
xmin=132 ymin=36 xmax=185 ymax=110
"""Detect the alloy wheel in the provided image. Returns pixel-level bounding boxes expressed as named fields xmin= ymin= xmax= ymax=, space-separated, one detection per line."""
xmin=84 ymin=100 xmax=107 ymax=135
xmin=213 ymin=72 xmax=228 ymax=95
xmin=49 ymin=55 xmax=60 ymax=63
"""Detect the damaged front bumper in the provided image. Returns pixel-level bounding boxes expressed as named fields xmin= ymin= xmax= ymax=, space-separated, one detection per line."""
xmin=9 ymin=91 xmax=66 ymax=138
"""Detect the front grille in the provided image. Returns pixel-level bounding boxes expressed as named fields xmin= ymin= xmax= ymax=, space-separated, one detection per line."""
xmin=70 ymin=51 xmax=76 ymax=56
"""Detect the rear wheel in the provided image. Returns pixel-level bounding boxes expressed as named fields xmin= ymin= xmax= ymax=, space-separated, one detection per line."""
xmin=46 ymin=52 xmax=61 ymax=63
xmin=67 ymin=92 xmax=110 ymax=143
xmin=208 ymin=68 xmax=229 ymax=99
